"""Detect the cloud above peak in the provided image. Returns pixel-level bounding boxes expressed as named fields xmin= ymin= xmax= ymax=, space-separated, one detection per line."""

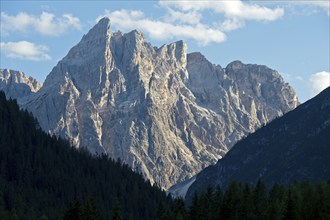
xmin=160 ymin=0 xmax=284 ymax=21
xmin=289 ymin=1 xmax=330 ymax=15
xmin=98 ymin=10 xmax=226 ymax=45
xmin=1 ymin=12 xmax=81 ymax=36
xmin=98 ymin=0 xmax=283 ymax=45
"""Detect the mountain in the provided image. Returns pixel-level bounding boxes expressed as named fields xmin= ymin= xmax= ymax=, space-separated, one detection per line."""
xmin=0 ymin=17 xmax=298 ymax=189
xmin=0 ymin=91 xmax=173 ymax=220
xmin=186 ymin=87 xmax=330 ymax=201
xmin=0 ymin=69 xmax=41 ymax=103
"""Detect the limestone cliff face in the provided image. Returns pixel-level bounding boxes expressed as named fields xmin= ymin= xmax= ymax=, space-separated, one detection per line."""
xmin=186 ymin=56 xmax=298 ymax=148
xmin=0 ymin=69 xmax=41 ymax=102
xmin=186 ymin=87 xmax=330 ymax=201
xmin=1 ymin=18 xmax=298 ymax=189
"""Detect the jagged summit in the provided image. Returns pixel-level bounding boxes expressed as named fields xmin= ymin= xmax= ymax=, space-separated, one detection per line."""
xmin=97 ymin=16 xmax=111 ymax=27
xmin=1 ymin=20 xmax=298 ymax=189
xmin=226 ymin=60 xmax=244 ymax=69
xmin=0 ymin=69 xmax=41 ymax=102
xmin=82 ymin=17 xmax=112 ymax=41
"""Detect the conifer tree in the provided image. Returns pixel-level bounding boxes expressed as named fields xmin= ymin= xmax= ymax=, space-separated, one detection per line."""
xmin=173 ymin=198 xmax=187 ymax=220
xmin=239 ymin=184 xmax=254 ymax=220
xmin=189 ymin=192 xmax=201 ymax=220
xmin=111 ymin=199 xmax=122 ymax=220
xmin=63 ymin=201 xmax=83 ymax=220
xmin=268 ymin=184 xmax=287 ymax=220
xmin=83 ymin=198 xmax=100 ymax=220
xmin=253 ymin=180 xmax=268 ymax=219
xmin=221 ymin=181 xmax=243 ymax=219
xmin=155 ymin=201 xmax=168 ymax=220
xmin=211 ymin=186 xmax=223 ymax=220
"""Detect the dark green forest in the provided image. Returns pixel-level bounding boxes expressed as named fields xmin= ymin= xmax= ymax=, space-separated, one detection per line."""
xmin=0 ymin=91 xmax=329 ymax=220
xmin=157 ymin=180 xmax=330 ymax=220
xmin=0 ymin=91 xmax=173 ymax=219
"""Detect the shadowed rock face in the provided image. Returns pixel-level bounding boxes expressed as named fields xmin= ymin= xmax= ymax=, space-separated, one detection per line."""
xmin=186 ymin=87 xmax=330 ymax=201
xmin=0 ymin=17 xmax=298 ymax=189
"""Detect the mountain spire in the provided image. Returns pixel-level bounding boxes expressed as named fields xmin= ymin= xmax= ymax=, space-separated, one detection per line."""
xmin=1 ymin=22 xmax=299 ymax=190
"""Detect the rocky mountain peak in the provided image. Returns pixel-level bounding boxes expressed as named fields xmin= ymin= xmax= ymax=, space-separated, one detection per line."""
xmin=225 ymin=61 xmax=299 ymax=112
xmin=186 ymin=87 xmax=329 ymax=200
xmin=226 ymin=60 xmax=244 ymax=71
xmin=84 ymin=17 xmax=112 ymax=40
xmin=97 ymin=17 xmax=111 ymax=27
xmin=1 ymin=21 xmax=299 ymax=189
xmin=157 ymin=40 xmax=187 ymax=69
xmin=121 ymin=29 xmax=148 ymax=58
xmin=187 ymin=52 xmax=206 ymax=62
xmin=126 ymin=29 xmax=145 ymax=40
xmin=0 ymin=69 xmax=41 ymax=102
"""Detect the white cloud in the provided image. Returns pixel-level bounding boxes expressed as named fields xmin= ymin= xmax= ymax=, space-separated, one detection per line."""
xmin=217 ymin=18 xmax=245 ymax=32
xmin=0 ymin=41 xmax=51 ymax=61
xmin=159 ymin=0 xmax=284 ymax=21
xmin=291 ymin=0 xmax=330 ymax=15
xmin=265 ymin=1 xmax=330 ymax=16
xmin=309 ymin=71 xmax=330 ymax=96
xmin=1 ymin=12 xmax=81 ymax=36
xmin=164 ymin=7 xmax=202 ymax=25
xmin=306 ymin=0 xmax=330 ymax=9
xmin=96 ymin=1 xmax=283 ymax=45
xmin=98 ymin=10 xmax=226 ymax=45
xmin=160 ymin=0 xmax=284 ymax=33
xmin=302 ymin=1 xmax=329 ymax=15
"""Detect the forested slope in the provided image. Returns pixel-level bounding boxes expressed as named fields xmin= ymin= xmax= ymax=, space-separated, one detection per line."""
xmin=0 ymin=91 xmax=173 ymax=220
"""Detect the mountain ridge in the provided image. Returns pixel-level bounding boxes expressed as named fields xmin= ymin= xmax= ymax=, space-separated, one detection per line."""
xmin=0 ymin=90 xmax=173 ymax=220
xmin=0 ymin=17 xmax=298 ymax=189
xmin=0 ymin=68 xmax=41 ymax=103
xmin=186 ymin=87 xmax=330 ymax=201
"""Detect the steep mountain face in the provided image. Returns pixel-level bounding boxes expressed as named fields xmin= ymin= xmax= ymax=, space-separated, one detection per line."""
xmin=186 ymin=87 xmax=330 ymax=201
xmin=0 ymin=69 xmax=41 ymax=102
xmin=1 ymin=17 xmax=298 ymax=189
xmin=0 ymin=91 xmax=173 ymax=220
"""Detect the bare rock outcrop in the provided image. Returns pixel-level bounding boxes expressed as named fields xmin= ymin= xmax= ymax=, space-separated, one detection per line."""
xmin=0 ymin=69 xmax=41 ymax=102
xmin=0 ymin=17 xmax=298 ymax=189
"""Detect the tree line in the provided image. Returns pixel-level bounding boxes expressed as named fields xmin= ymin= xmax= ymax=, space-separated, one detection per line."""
xmin=0 ymin=91 xmax=173 ymax=220
xmin=0 ymin=90 xmax=329 ymax=220
xmin=156 ymin=180 xmax=330 ymax=220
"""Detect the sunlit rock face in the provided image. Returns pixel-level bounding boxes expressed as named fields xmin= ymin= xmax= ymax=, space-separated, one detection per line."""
xmin=0 ymin=68 xmax=41 ymax=103
xmin=186 ymin=87 xmax=329 ymax=201
xmin=1 ymin=18 xmax=298 ymax=189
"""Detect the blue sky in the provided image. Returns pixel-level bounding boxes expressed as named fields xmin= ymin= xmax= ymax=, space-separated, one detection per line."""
xmin=1 ymin=1 xmax=329 ymax=102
